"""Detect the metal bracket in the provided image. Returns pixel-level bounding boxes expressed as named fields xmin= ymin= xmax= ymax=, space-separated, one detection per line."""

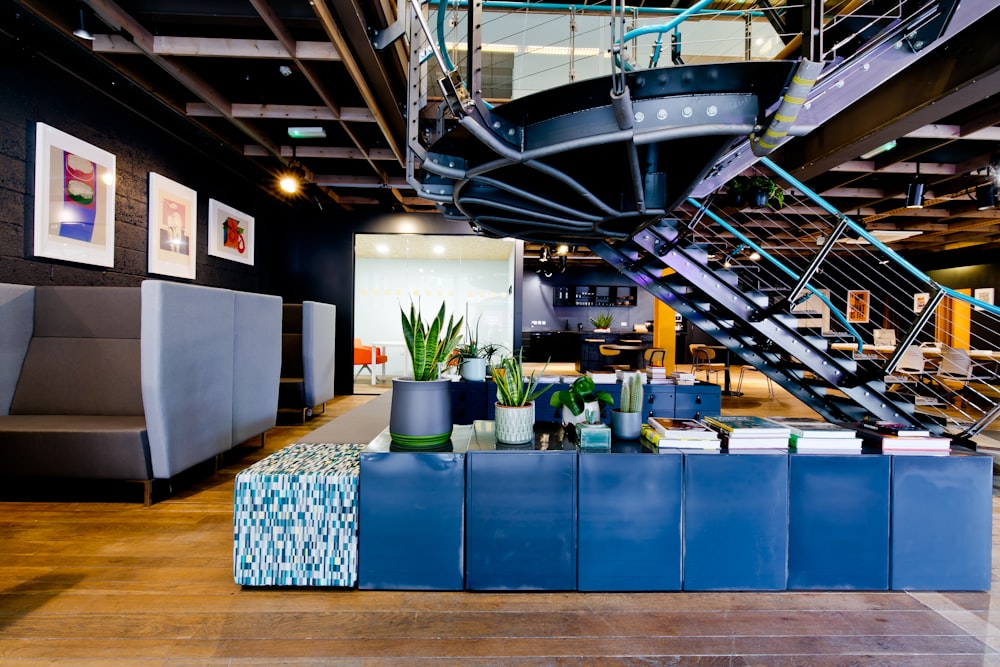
xmin=372 ymin=17 xmax=406 ymax=51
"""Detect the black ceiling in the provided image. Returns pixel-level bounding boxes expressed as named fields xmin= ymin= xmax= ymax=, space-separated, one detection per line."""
xmin=8 ymin=0 xmax=1000 ymax=266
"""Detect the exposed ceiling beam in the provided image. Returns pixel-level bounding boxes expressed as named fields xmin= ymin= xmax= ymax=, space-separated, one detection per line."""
xmin=244 ymin=145 xmax=398 ymax=160
xmin=313 ymin=174 xmax=412 ymax=188
xmin=249 ymin=0 xmax=386 ymax=180
xmin=904 ymin=124 xmax=1000 ymax=141
xmin=188 ymin=103 xmax=374 ymax=123
xmin=92 ymin=34 xmax=340 ymax=60
xmin=831 ymin=161 xmax=956 ymax=175
xmin=83 ymin=0 xmax=285 ymax=162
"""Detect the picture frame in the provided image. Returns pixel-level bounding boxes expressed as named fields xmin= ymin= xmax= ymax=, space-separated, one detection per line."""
xmin=974 ymin=287 xmax=994 ymax=312
xmin=913 ymin=292 xmax=930 ymax=313
xmin=32 ymin=122 xmax=116 ymax=267
xmin=207 ymin=199 xmax=254 ymax=265
xmin=847 ymin=290 xmax=870 ymax=324
xmin=148 ymin=172 xmax=197 ymax=280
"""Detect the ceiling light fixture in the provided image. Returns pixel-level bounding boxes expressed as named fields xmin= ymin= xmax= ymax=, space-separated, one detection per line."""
xmin=539 ymin=245 xmax=551 ymax=262
xmin=73 ymin=7 xmax=94 ymax=41
xmin=555 ymin=244 xmax=569 ymax=255
xmin=279 ymin=161 xmax=305 ymax=194
xmin=287 ymin=126 xmax=326 ymax=139
xmin=977 ymin=183 xmax=998 ymax=210
xmin=859 ymin=140 xmax=897 ymax=160
xmin=905 ymin=162 xmax=924 ymax=209
xmin=749 ymin=251 xmax=761 ymax=261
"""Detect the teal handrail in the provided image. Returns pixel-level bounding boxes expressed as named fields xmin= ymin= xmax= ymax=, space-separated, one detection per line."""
xmin=686 ymin=197 xmax=865 ymax=347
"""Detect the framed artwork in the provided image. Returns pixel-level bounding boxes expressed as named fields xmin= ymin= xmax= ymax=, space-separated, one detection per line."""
xmin=32 ymin=122 xmax=116 ymax=267
xmin=207 ymin=199 xmax=254 ymax=265
xmin=148 ymin=172 xmax=197 ymax=280
xmin=974 ymin=287 xmax=994 ymax=312
xmin=913 ymin=292 xmax=930 ymax=313
xmin=847 ymin=290 xmax=870 ymax=324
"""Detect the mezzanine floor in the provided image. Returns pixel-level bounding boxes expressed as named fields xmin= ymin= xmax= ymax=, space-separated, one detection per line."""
xmin=1 ymin=369 xmax=1000 ymax=665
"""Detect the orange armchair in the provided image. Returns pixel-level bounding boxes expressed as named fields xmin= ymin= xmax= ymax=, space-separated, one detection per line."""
xmin=354 ymin=338 xmax=388 ymax=385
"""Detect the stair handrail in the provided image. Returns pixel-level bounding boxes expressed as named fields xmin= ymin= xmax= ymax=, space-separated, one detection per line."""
xmin=686 ymin=196 xmax=863 ymax=346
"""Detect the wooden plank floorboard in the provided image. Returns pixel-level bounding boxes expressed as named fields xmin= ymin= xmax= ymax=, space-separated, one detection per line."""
xmin=1 ymin=385 xmax=999 ymax=664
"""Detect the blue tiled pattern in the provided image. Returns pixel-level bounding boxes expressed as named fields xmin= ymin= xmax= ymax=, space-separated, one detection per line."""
xmin=233 ymin=443 xmax=364 ymax=587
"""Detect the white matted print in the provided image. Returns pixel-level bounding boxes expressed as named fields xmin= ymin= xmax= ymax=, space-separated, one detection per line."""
xmin=974 ymin=287 xmax=994 ymax=311
xmin=32 ymin=123 xmax=116 ymax=267
xmin=914 ymin=292 xmax=930 ymax=313
xmin=207 ymin=199 xmax=254 ymax=265
xmin=148 ymin=173 xmax=197 ymax=279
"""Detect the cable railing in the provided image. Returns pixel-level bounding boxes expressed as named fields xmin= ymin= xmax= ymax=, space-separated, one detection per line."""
xmin=670 ymin=158 xmax=1000 ymax=437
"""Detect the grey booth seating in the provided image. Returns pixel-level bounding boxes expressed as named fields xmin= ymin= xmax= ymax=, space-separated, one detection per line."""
xmin=0 ymin=281 xmax=281 ymax=504
xmin=278 ymin=301 xmax=336 ymax=420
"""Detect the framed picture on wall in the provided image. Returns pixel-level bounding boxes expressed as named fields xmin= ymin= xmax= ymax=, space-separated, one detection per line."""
xmin=32 ymin=122 xmax=116 ymax=267
xmin=847 ymin=290 xmax=870 ymax=324
xmin=914 ymin=292 xmax=930 ymax=313
xmin=974 ymin=287 xmax=994 ymax=311
xmin=148 ymin=172 xmax=197 ymax=280
xmin=207 ymin=199 xmax=254 ymax=265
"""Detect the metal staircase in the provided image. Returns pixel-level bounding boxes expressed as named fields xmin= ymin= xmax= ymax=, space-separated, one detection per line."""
xmin=398 ymin=0 xmax=1000 ymax=442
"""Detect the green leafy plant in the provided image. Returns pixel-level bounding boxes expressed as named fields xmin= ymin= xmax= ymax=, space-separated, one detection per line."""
xmin=493 ymin=350 xmax=549 ymax=407
xmin=549 ymin=375 xmax=614 ymax=417
xmin=727 ymin=175 xmax=784 ymax=209
xmin=589 ymin=312 xmax=613 ymax=329
xmin=619 ymin=371 xmax=644 ymax=413
xmin=401 ymin=301 xmax=463 ymax=381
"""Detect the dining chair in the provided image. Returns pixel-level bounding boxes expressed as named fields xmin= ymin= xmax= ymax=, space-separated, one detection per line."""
xmin=935 ymin=345 xmax=974 ymax=407
xmin=599 ymin=344 xmax=629 ymax=371
xmin=690 ymin=345 xmax=724 ymax=384
xmin=643 ymin=347 xmax=667 ymax=367
xmin=735 ymin=365 xmax=774 ymax=397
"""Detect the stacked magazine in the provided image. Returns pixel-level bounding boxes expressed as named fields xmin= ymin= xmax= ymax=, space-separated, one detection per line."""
xmin=702 ymin=415 xmax=791 ymax=450
xmin=643 ymin=417 xmax=720 ymax=451
xmin=764 ymin=416 xmax=861 ymax=452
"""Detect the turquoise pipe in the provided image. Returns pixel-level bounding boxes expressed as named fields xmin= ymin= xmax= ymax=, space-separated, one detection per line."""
xmin=428 ymin=0 xmax=752 ymax=18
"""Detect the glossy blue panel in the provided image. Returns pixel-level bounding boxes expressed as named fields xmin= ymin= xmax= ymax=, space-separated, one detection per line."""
xmin=358 ymin=451 xmax=465 ymax=590
xmin=683 ymin=452 xmax=789 ymax=590
xmin=578 ymin=452 xmax=682 ymax=591
xmin=674 ymin=384 xmax=721 ymax=420
xmin=890 ymin=452 xmax=993 ymax=591
xmin=466 ymin=451 xmax=577 ymax=590
xmin=788 ymin=454 xmax=890 ymax=590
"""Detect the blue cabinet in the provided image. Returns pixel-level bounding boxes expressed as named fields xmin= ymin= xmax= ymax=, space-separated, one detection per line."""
xmin=358 ymin=430 xmax=468 ymax=590
xmin=788 ymin=454 xmax=890 ymax=590
xmin=578 ymin=448 xmax=682 ymax=591
xmin=890 ymin=451 xmax=993 ymax=591
xmin=683 ymin=452 xmax=789 ymax=590
xmin=674 ymin=384 xmax=721 ymax=419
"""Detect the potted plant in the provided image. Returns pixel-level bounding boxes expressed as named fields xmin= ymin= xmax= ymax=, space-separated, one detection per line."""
xmin=589 ymin=312 xmax=613 ymax=332
xmin=448 ymin=318 xmax=488 ymax=382
xmin=727 ymin=175 xmax=784 ymax=209
xmin=389 ymin=301 xmax=463 ymax=450
xmin=611 ymin=371 xmax=644 ymax=439
xmin=492 ymin=349 xmax=548 ymax=445
xmin=549 ymin=375 xmax=614 ymax=427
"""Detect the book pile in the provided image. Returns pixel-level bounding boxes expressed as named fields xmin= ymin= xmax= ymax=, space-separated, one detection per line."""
xmin=764 ymin=416 xmax=861 ymax=452
xmin=586 ymin=370 xmax=618 ymax=384
xmin=645 ymin=366 xmax=669 ymax=384
xmin=642 ymin=417 xmax=720 ymax=451
xmin=855 ymin=420 xmax=952 ymax=452
xmin=702 ymin=415 xmax=791 ymax=450
xmin=616 ymin=369 xmax=646 ymax=383
xmin=670 ymin=371 xmax=696 ymax=385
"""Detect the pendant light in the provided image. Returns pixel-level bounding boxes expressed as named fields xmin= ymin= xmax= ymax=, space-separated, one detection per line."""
xmin=905 ymin=162 xmax=924 ymax=209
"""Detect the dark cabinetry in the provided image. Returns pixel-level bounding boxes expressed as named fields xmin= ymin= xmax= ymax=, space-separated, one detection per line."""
xmin=554 ymin=285 xmax=637 ymax=307
xmin=577 ymin=332 xmax=653 ymax=373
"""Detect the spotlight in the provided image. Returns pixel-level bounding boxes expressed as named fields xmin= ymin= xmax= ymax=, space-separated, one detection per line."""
xmin=905 ymin=163 xmax=924 ymax=209
xmin=73 ymin=7 xmax=94 ymax=40
xmin=977 ymin=183 xmax=998 ymax=211
xmin=279 ymin=161 xmax=305 ymax=194
xmin=748 ymin=251 xmax=761 ymax=261
xmin=558 ymin=255 xmax=567 ymax=273
xmin=539 ymin=245 xmax=551 ymax=262
xmin=723 ymin=256 xmax=733 ymax=268
xmin=555 ymin=244 xmax=569 ymax=256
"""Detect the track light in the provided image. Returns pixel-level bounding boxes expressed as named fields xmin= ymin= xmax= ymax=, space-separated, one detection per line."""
xmin=555 ymin=244 xmax=569 ymax=256
xmin=558 ymin=255 xmax=567 ymax=273
xmin=73 ymin=7 xmax=94 ymax=40
xmin=905 ymin=162 xmax=924 ymax=209
xmin=539 ymin=245 xmax=551 ymax=262
xmin=977 ymin=183 xmax=998 ymax=211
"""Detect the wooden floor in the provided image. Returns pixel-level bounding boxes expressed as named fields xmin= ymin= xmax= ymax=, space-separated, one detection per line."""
xmin=2 ymin=372 xmax=1000 ymax=665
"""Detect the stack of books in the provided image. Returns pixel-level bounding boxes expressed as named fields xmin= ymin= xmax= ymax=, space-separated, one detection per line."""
xmin=645 ymin=366 xmax=668 ymax=384
xmin=855 ymin=420 xmax=952 ymax=452
xmin=764 ymin=416 xmax=862 ymax=451
xmin=586 ymin=370 xmax=618 ymax=384
xmin=642 ymin=417 xmax=720 ymax=451
xmin=702 ymin=415 xmax=792 ymax=450
xmin=616 ymin=369 xmax=646 ymax=383
xmin=670 ymin=371 xmax=696 ymax=385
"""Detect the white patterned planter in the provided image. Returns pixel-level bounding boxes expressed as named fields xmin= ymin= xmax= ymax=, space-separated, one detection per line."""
xmin=494 ymin=402 xmax=535 ymax=445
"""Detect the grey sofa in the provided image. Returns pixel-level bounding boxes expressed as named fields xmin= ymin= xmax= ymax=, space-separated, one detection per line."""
xmin=278 ymin=301 xmax=336 ymax=421
xmin=0 ymin=281 xmax=282 ymax=504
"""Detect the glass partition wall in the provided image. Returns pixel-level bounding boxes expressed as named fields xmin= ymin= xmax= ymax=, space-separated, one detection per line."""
xmin=354 ymin=234 xmax=517 ymax=381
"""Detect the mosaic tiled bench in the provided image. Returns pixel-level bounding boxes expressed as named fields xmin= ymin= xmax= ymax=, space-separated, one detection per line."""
xmin=233 ymin=442 xmax=364 ymax=587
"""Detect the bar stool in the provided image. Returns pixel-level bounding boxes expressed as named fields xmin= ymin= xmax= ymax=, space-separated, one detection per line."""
xmin=599 ymin=344 xmax=629 ymax=371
